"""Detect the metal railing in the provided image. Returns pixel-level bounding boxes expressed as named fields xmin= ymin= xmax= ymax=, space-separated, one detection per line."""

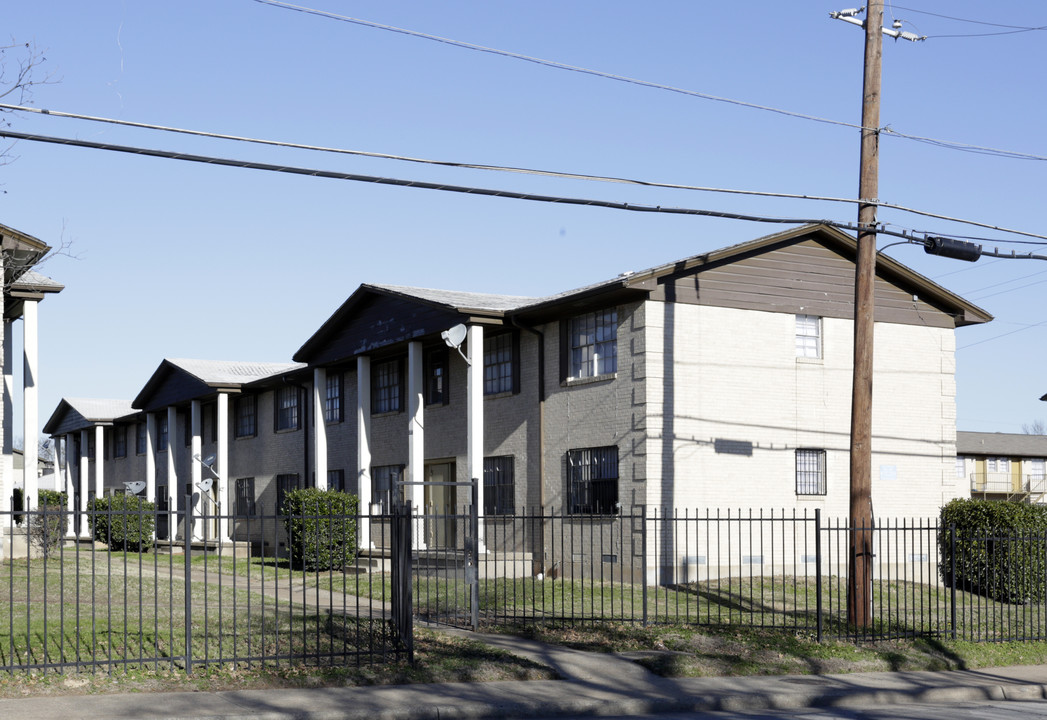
xmin=412 ymin=507 xmax=1047 ymax=643
xmin=0 ymin=500 xmax=413 ymax=676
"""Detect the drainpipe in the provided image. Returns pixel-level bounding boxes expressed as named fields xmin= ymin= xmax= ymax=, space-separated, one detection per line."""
xmin=511 ymin=316 xmax=546 ymax=575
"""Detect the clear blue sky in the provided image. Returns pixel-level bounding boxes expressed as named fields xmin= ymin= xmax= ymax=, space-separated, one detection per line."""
xmin=2 ymin=1 xmax=1045 ymax=439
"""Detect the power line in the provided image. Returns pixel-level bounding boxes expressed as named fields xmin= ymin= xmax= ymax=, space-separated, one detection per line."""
xmin=249 ymin=0 xmax=1047 ymax=164
xmin=889 ymin=5 xmax=1047 ymax=38
xmin=5 ymin=102 xmax=1047 ymax=243
xmin=0 ymin=127 xmax=940 ymax=240
xmin=958 ymin=319 xmax=1047 ymax=351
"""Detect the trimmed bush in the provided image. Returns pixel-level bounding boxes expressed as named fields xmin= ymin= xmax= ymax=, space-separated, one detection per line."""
xmin=89 ymin=494 xmax=156 ymax=552
xmin=29 ymin=490 xmax=68 ymax=559
xmin=940 ymin=498 xmax=1047 ymax=603
xmin=282 ymin=488 xmax=358 ymax=571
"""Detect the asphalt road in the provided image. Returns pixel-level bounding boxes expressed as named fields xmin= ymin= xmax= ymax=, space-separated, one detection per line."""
xmin=548 ymin=699 xmax=1047 ymax=719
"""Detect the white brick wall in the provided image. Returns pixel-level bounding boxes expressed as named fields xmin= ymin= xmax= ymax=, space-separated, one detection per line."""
xmin=643 ymin=301 xmax=961 ymax=520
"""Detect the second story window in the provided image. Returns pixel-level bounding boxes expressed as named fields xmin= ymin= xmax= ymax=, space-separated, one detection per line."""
xmin=484 ymin=333 xmax=515 ymax=395
xmin=275 ymin=386 xmax=300 ymax=431
xmin=157 ymin=416 xmax=168 ymax=452
xmin=796 ymin=314 xmax=822 ymax=359
xmin=425 ymin=348 xmax=449 ymax=406
xmin=372 ymin=358 xmax=402 ymax=414
xmin=136 ymin=423 xmax=147 ymax=455
xmin=235 ymin=396 xmax=257 ymax=438
xmin=325 ymin=372 xmax=343 ymax=423
xmin=113 ymin=426 xmax=127 ymax=458
xmin=568 ymin=309 xmax=617 ymax=379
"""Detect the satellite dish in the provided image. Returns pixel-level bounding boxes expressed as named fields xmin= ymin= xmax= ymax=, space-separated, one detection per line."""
xmin=441 ymin=323 xmax=468 ymax=349
xmin=202 ymin=454 xmax=216 ymax=466
xmin=196 ymin=478 xmax=214 ymax=492
xmin=124 ymin=481 xmax=147 ymax=496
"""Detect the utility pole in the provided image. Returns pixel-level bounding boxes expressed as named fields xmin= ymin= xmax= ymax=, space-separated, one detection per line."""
xmin=849 ymin=1 xmax=883 ymax=629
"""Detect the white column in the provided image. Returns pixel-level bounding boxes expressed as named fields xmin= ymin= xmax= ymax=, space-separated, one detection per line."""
xmin=357 ymin=356 xmax=372 ymax=549
xmin=61 ymin=435 xmax=74 ymax=529
xmin=407 ymin=342 xmax=425 ymax=513
xmin=79 ymin=429 xmax=90 ymax=538
xmin=216 ymin=392 xmax=229 ymax=540
xmin=313 ymin=368 xmax=328 ymax=490
xmin=191 ymin=400 xmax=204 ymax=539
xmin=23 ymin=299 xmax=39 ymax=510
xmin=1 ymin=319 xmax=12 ymax=514
xmin=145 ymin=414 xmax=157 ymax=531
xmin=94 ymin=425 xmax=104 ymax=499
xmin=467 ymin=325 xmax=485 ymax=547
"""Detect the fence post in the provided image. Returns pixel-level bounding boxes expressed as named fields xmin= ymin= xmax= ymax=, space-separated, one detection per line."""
xmin=470 ymin=478 xmax=480 ymax=632
xmin=815 ymin=508 xmax=823 ymax=643
xmin=950 ymin=523 xmax=957 ymax=641
xmin=184 ymin=497 xmax=193 ymax=676
xmin=641 ymin=505 xmax=648 ymax=627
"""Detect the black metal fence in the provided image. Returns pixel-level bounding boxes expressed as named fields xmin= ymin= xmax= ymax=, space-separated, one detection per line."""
xmin=0 ymin=500 xmax=413 ymax=676
xmin=413 ymin=506 xmax=1047 ymax=643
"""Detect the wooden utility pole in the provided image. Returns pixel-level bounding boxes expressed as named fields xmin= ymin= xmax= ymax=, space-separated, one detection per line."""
xmin=848 ymin=0 xmax=883 ymax=629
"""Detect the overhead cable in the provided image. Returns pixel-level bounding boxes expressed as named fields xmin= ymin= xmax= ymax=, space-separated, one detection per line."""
xmin=3 ymin=102 xmax=1044 ymax=242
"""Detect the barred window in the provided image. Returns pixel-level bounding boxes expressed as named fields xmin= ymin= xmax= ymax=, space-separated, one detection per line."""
xmin=372 ymin=359 xmax=402 ymax=414
xmin=235 ymin=477 xmax=257 ymax=517
xmin=372 ymin=465 xmax=405 ymax=511
xmin=327 ymin=468 xmax=346 ymax=492
xmin=567 ymin=446 xmax=618 ymax=515
xmin=276 ymin=473 xmax=301 ymax=514
xmin=483 ymin=456 xmax=515 ymax=515
xmin=484 ymin=333 xmax=514 ymax=395
xmin=568 ymin=309 xmax=617 ymax=379
xmin=235 ymin=396 xmax=257 ymax=438
xmin=796 ymin=449 xmax=827 ymax=495
xmin=796 ymin=314 xmax=822 ymax=359
xmin=275 ymin=386 xmax=300 ymax=431
xmin=325 ymin=372 xmax=343 ymax=423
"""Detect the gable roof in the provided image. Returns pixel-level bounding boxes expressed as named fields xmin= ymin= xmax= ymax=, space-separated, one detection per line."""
xmin=294 ymin=223 xmax=992 ymax=363
xmin=133 ymin=358 xmax=306 ymax=411
xmin=957 ymin=431 xmax=1047 ymax=458
xmin=43 ymin=397 xmax=137 ymax=436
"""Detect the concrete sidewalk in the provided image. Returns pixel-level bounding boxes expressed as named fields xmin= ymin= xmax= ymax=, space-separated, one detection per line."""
xmin=1 ymin=631 xmax=1046 ymax=720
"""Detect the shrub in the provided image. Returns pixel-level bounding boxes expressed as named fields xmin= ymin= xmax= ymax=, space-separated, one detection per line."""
xmin=282 ymin=488 xmax=358 ymax=571
xmin=89 ymin=494 xmax=156 ymax=552
xmin=29 ymin=490 xmax=68 ymax=559
xmin=940 ymin=498 xmax=1047 ymax=603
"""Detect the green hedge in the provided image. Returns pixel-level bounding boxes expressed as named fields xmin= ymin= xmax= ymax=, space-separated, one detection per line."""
xmin=89 ymin=494 xmax=156 ymax=552
xmin=282 ymin=488 xmax=358 ymax=571
xmin=940 ymin=498 xmax=1047 ymax=603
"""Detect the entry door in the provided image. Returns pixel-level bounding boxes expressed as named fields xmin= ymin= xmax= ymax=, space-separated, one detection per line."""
xmin=424 ymin=461 xmax=456 ymax=547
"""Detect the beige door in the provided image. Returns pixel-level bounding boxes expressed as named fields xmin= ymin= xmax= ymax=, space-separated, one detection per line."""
xmin=424 ymin=461 xmax=456 ymax=547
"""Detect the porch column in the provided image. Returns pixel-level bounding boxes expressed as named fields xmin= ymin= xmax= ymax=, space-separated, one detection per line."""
xmin=145 ymin=413 xmax=157 ymax=534
xmin=216 ymin=392 xmax=229 ymax=540
xmin=94 ymin=425 xmax=104 ymax=499
xmin=467 ymin=325 xmax=485 ymax=547
xmin=357 ymin=355 xmax=372 ymax=549
xmin=190 ymin=400 xmax=204 ymax=539
xmin=79 ymin=428 xmax=90 ymax=539
xmin=313 ymin=368 xmax=328 ymax=490
xmin=61 ymin=435 xmax=74 ymax=526
xmin=1 ymin=319 xmax=12 ymax=514
xmin=23 ymin=299 xmax=39 ymax=510
xmin=407 ymin=342 xmax=425 ymax=514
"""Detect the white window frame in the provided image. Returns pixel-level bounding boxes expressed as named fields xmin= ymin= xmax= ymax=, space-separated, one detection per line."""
xmin=796 ymin=314 xmax=822 ymax=359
